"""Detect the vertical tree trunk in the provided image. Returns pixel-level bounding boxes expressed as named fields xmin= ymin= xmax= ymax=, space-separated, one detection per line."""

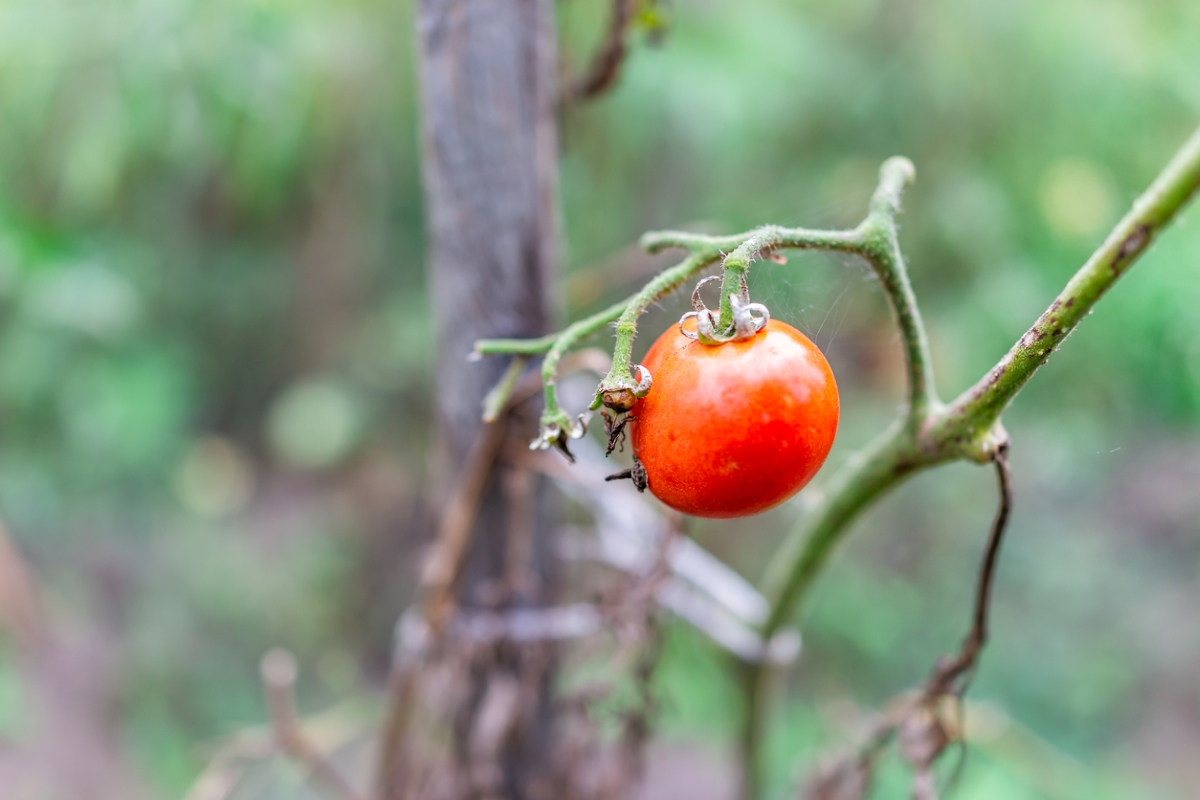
xmin=420 ymin=0 xmax=560 ymax=445
xmin=416 ymin=0 xmax=560 ymax=795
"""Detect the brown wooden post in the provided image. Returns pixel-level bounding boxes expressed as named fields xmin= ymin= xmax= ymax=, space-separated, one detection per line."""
xmin=412 ymin=0 xmax=561 ymax=795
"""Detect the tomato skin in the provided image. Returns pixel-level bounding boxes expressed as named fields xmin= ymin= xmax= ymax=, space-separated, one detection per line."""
xmin=630 ymin=319 xmax=839 ymax=519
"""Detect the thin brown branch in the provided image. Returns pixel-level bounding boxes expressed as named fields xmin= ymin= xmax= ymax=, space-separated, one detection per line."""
xmin=798 ymin=696 xmax=914 ymax=800
xmin=925 ymin=450 xmax=1013 ymax=697
xmin=259 ymin=649 xmax=364 ymax=800
xmin=564 ymin=0 xmax=635 ymax=103
xmin=376 ymin=657 xmax=419 ymax=800
xmin=420 ymin=417 xmax=510 ymax=633
xmin=796 ymin=452 xmax=1014 ymax=800
xmin=895 ymin=451 xmax=1013 ymax=798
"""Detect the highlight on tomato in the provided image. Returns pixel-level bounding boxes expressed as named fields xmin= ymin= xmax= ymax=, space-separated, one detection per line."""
xmin=629 ymin=317 xmax=839 ymax=519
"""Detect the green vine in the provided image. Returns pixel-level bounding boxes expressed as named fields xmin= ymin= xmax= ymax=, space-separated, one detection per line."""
xmin=472 ymin=125 xmax=1200 ymax=798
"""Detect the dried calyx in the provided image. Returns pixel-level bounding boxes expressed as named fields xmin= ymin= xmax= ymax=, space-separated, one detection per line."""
xmin=678 ymin=275 xmax=770 ymax=345
xmin=529 ymin=411 xmax=589 ymax=462
xmin=598 ymin=364 xmax=652 ymax=412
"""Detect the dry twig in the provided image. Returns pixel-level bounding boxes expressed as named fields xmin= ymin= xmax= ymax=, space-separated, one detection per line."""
xmin=799 ymin=451 xmax=1014 ymax=800
xmin=259 ymin=649 xmax=364 ymax=800
xmin=420 ymin=416 xmax=510 ymax=633
xmin=564 ymin=0 xmax=635 ymax=103
xmin=924 ymin=451 xmax=1013 ymax=699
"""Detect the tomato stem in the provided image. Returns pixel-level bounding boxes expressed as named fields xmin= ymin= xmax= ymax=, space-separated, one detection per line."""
xmin=758 ymin=115 xmax=1200 ymax=637
xmin=740 ymin=125 xmax=1200 ymax=800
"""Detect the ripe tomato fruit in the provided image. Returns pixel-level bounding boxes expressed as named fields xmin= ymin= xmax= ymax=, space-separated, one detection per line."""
xmin=630 ymin=318 xmax=839 ymax=518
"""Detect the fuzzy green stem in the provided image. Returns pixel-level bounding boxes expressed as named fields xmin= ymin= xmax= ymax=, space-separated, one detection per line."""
xmin=737 ymin=658 xmax=766 ymax=800
xmin=598 ymin=252 xmax=717 ymax=406
xmin=855 ymin=235 xmax=938 ymax=426
xmin=711 ymin=222 xmax=897 ymax=332
xmin=640 ymin=229 xmax=743 ymax=254
xmin=869 ymin=154 xmax=917 ymax=219
xmin=474 ymin=333 xmax=559 ymax=357
xmin=481 ymin=356 xmax=526 ymax=423
xmin=760 ymin=128 xmax=1200 ymax=641
xmin=933 ymin=125 xmax=1200 ymax=443
xmin=716 ymin=235 xmax=758 ymax=330
xmin=716 ymin=228 xmax=782 ymax=330
xmin=536 ymin=298 xmax=632 ymax=427
xmin=855 ymin=157 xmax=940 ymax=426
xmin=709 ymin=159 xmax=936 ymax=423
xmin=761 ymin=424 xmax=932 ymax=636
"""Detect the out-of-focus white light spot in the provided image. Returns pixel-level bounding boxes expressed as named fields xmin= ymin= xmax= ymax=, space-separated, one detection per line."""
xmin=174 ymin=436 xmax=256 ymax=517
xmin=1038 ymin=159 xmax=1117 ymax=240
xmin=266 ymin=377 xmax=364 ymax=470
xmin=26 ymin=263 xmax=140 ymax=339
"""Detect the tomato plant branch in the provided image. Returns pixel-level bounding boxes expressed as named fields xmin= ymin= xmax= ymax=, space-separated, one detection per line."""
xmin=467 ymin=124 xmax=1200 ymax=799
xmin=594 ymin=251 xmax=717 ymax=412
xmin=855 ymin=156 xmax=940 ymax=425
xmin=473 ymin=332 xmax=559 ymax=356
xmin=711 ymin=157 xmax=934 ymax=420
xmin=474 ymin=157 xmax=932 ymax=458
xmin=761 ymin=124 xmax=1200 ymax=642
xmin=563 ymin=0 xmax=635 ymax=103
xmin=741 ymin=124 xmax=1200 ymax=800
xmin=933 ymin=124 xmax=1200 ymax=444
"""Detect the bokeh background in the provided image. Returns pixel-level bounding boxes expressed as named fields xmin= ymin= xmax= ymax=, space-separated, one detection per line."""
xmin=1 ymin=0 xmax=1199 ymax=798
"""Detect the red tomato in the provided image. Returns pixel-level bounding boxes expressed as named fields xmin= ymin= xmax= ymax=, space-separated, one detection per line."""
xmin=630 ymin=318 xmax=839 ymax=519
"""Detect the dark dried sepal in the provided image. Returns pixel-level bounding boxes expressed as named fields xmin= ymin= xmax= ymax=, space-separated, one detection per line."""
xmin=605 ymin=457 xmax=648 ymax=492
xmin=602 ymin=410 xmax=637 ymax=456
xmin=551 ymin=430 xmax=578 ymax=463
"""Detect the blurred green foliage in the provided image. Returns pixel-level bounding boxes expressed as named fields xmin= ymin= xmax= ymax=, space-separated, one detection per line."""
xmin=0 ymin=0 xmax=1198 ymax=798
